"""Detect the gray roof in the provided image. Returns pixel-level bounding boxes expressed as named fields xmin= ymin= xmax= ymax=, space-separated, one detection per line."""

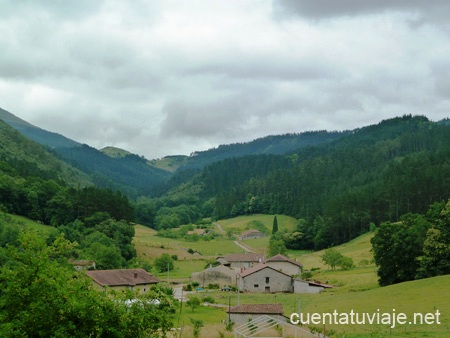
xmin=266 ymin=254 xmax=303 ymax=267
xmin=86 ymin=268 xmax=160 ymax=287
xmin=227 ymin=303 xmax=283 ymax=314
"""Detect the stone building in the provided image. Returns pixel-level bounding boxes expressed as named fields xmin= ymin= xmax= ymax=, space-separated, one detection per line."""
xmin=238 ymin=263 xmax=293 ymax=293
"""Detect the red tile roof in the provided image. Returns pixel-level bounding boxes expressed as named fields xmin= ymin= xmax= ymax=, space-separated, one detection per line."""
xmin=86 ymin=268 xmax=160 ymax=287
xmin=266 ymin=254 xmax=303 ymax=267
xmin=227 ymin=303 xmax=283 ymax=314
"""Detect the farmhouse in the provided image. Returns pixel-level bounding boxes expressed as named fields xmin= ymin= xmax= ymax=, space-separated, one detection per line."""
xmin=238 ymin=263 xmax=293 ymax=293
xmin=266 ymin=254 xmax=303 ymax=276
xmin=86 ymin=268 xmax=160 ymax=293
xmin=239 ymin=229 xmax=266 ymax=240
xmin=217 ymin=253 xmax=265 ymax=272
xmin=227 ymin=303 xmax=286 ymax=324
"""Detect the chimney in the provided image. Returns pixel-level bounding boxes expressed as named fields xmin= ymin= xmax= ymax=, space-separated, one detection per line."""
xmin=134 ymin=272 xmax=138 ymax=279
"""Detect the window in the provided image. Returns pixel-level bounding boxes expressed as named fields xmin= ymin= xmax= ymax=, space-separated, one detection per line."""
xmin=254 ymin=284 xmax=259 ymax=288
xmin=266 ymin=277 xmax=270 ymax=284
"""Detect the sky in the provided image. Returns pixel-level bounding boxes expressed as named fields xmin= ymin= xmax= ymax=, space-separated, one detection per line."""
xmin=1 ymin=0 xmax=449 ymax=159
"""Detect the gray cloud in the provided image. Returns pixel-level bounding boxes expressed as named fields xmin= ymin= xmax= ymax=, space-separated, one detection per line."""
xmin=273 ymin=0 xmax=450 ymax=21
xmin=0 ymin=1 xmax=448 ymax=159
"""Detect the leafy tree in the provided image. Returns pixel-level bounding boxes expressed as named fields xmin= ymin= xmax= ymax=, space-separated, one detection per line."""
xmin=272 ymin=215 xmax=279 ymax=234
xmin=321 ymin=248 xmax=343 ymax=270
xmin=186 ymin=296 xmax=201 ymax=312
xmin=0 ymin=231 xmax=176 ymax=337
xmin=417 ymin=200 xmax=450 ymax=278
xmin=154 ymin=253 xmax=174 ymax=273
xmin=337 ymin=256 xmax=354 ymax=270
xmin=190 ymin=318 xmax=204 ymax=338
xmin=371 ymin=213 xmax=430 ymax=286
xmin=268 ymin=233 xmax=287 ymax=257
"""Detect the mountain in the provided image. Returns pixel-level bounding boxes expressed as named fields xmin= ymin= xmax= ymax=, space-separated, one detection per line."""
xmin=0 ymin=107 xmax=80 ymax=149
xmin=0 ymin=107 xmax=171 ymax=197
xmin=149 ymin=115 xmax=450 ymax=250
xmin=0 ymin=119 xmax=92 ymax=187
xmin=166 ymin=131 xmax=347 ymax=172
xmin=0 ymin=107 xmax=349 ymax=197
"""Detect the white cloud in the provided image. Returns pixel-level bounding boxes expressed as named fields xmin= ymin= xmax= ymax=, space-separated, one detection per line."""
xmin=0 ymin=0 xmax=448 ymax=159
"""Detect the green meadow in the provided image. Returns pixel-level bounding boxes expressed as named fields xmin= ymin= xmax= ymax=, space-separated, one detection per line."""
xmin=134 ymin=215 xmax=450 ymax=337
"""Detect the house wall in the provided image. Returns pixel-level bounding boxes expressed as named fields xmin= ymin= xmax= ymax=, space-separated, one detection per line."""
xmin=92 ymin=283 xmax=154 ymax=293
xmin=266 ymin=261 xmax=301 ymax=276
xmin=293 ymin=280 xmax=324 ymax=294
xmin=239 ymin=233 xmax=266 ymax=240
xmin=240 ymin=268 xmax=293 ymax=293
xmin=229 ymin=261 xmax=258 ymax=272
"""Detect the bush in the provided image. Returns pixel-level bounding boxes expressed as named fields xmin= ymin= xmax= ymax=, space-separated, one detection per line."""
xmin=207 ymin=283 xmax=219 ymax=290
xmin=202 ymin=296 xmax=215 ymax=304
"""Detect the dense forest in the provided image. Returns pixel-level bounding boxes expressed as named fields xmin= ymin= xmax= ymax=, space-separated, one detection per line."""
xmin=139 ymin=115 xmax=450 ymax=251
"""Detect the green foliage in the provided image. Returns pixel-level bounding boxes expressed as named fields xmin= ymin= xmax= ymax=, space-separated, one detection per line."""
xmin=186 ymin=296 xmax=201 ymax=312
xmin=153 ymin=253 xmax=174 ymax=273
xmin=272 ymin=215 xmax=278 ymax=234
xmin=0 ymin=231 xmax=176 ymax=337
xmin=190 ymin=318 xmax=204 ymax=338
xmin=268 ymin=233 xmax=287 ymax=257
xmin=371 ymin=212 xmax=431 ymax=286
xmin=321 ymin=248 xmax=343 ymax=270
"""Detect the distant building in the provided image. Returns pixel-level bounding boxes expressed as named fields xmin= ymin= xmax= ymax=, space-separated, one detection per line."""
xmin=227 ymin=303 xmax=286 ymax=324
xmin=86 ymin=268 xmax=160 ymax=293
xmin=238 ymin=263 xmax=293 ymax=293
xmin=217 ymin=253 xmax=265 ymax=272
xmin=266 ymin=254 xmax=303 ymax=276
xmin=239 ymin=229 xmax=266 ymax=241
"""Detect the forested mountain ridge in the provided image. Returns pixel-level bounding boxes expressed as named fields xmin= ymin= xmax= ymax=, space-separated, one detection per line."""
xmin=0 ymin=107 xmax=347 ymax=197
xmin=163 ymin=130 xmax=347 ymax=172
xmin=148 ymin=115 xmax=450 ymax=251
xmin=0 ymin=107 xmax=80 ymax=149
xmin=0 ymin=107 xmax=172 ymax=197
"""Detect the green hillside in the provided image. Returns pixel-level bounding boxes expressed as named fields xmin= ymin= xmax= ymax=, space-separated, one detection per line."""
xmin=0 ymin=107 xmax=80 ymax=148
xmin=0 ymin=119 xmax=92 ymax=187
xmin=100 ymin=146 xmax=133 ymax=158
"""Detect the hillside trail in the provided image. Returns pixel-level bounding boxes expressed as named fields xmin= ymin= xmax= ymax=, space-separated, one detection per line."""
xmin=215 ymin=222 xmax=226 ymax=233
xmin=233 ymin=240 xmax=254 ymax=253
xmin=215 ymin=223 xmax=256 ymax=253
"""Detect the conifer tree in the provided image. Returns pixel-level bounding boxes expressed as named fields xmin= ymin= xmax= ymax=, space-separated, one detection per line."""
xmin=272 ymin=215 xmax=278 ymax=234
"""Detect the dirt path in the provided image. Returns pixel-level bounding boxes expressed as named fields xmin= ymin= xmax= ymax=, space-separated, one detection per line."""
xmin=215 ymin=222 xmax=226 ymax=233
xmin=233 ymin=240 xmax=254 ymax=253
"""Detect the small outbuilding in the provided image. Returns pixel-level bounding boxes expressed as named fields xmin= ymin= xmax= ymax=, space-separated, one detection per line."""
xmin=293 ymin=279 xmax=333 ymax=294
xmin=239 ymin=229 xmax=266 ymax=241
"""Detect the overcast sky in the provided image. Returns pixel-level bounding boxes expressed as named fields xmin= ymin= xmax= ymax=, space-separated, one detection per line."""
xmin=1 ymin=1 xmax=449 ymax=159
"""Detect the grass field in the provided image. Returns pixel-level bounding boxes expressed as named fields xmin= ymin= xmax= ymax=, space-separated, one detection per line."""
xmin=216 ymin=214 xmax=297 ymax=233
xmin=133 ymin=215 xmax=450 ymax=337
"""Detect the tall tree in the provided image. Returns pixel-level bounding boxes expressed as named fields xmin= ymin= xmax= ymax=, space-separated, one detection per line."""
xmin=272 ymin=215 xmax=279 ymax=234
